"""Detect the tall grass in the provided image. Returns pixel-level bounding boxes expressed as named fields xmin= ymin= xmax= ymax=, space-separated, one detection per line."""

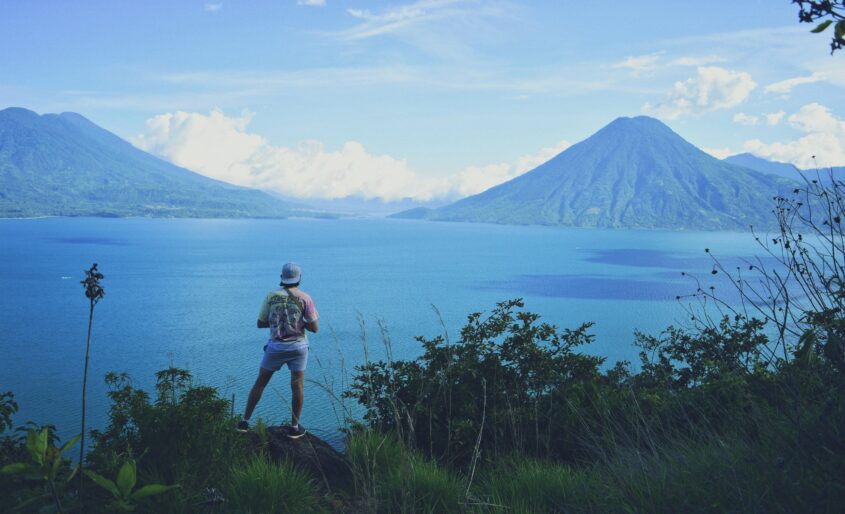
xmin=225 ymin=456 xmax=323 ymax=514
xmin=478 ymin=458 xmax=607 ymax=513
xmin=346 ymin=430 xmax=465 ymax=513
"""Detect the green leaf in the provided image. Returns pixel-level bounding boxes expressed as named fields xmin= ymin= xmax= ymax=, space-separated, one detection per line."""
xmin=3 ymin=462 xmax=45 ymax=481
xmin=116 ymin=459 xmax=137 ymax=498
xmin=58 ymin=434 xmax=80 ymax=455
xmin=795 ymin=329 xmax=817 ymax=365
xmin=84 ymin=469 xmax=120 ymax=498
xmin=49 ymin=452 xmax=62 ymax=480
xmin=811 ymin=20 xmax=834 ymax=33
xmin=131 ymin=484 xmax=179 ymax=500
xmin=836 ymin=20 xmax=845 ymax=39
xmin=26 ymin=428 xmax=48 ymax=465
xmin=9 ymin=493 xmax=50 ymax=512
xmin=0 ymin=462 xmax=34 ymax=475
xmin=110 ymin=499 xmax=136 ymax=512
xmin=67 ymin=464 xmax=79 ymax=483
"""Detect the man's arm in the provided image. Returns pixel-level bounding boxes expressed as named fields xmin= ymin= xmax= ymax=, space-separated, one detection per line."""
xmin=257 ymin=293 xmax=270 ymax=329
xmin=305 ymin=320 xmax=318 ymax=333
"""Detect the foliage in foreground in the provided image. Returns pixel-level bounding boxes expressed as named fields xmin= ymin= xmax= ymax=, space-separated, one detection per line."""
xmin=84 ymin=457 xmax=178 ymax=511
xmin=347 ymin=169 xmax=845 ymax=512
xmin=1 ymin=426 xmax=79 ymax=513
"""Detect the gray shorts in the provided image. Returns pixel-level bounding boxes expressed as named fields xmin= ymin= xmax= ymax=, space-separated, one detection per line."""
xmin=260 ymin=344 xmax=308 ymax=372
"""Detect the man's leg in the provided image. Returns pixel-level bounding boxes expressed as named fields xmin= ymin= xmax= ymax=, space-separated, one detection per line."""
xmin=290 ymin=370 xmax=304 ymax=427
xmin=243 ymin=367 xmax=274 ymax=421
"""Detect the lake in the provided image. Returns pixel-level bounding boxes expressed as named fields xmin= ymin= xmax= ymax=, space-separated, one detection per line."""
xmin=0 ymin=217 xmax=765 ymax=443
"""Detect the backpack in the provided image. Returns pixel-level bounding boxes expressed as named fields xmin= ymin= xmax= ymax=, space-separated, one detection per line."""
xmin=269 ymin=292 xmax=306 ymax=341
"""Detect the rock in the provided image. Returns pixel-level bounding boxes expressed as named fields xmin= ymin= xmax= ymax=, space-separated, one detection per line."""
xmin=247 ymin=426 xmax=354 ymax=492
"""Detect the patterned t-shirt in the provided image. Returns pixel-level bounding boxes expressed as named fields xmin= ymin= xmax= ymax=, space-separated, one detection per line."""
xmin=258 ymin=288 xmax=319 ymax=349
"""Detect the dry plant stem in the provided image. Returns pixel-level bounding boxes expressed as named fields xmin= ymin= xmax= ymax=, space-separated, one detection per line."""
xmin=49 ymin=478 xmax=64 ymax=513
xmin=431 ymin=305 xmax=454 ymax=460
xmin=464 ymin=378 xmax=486 ymax=501
xmin=78 ymin=299 xmax=94 ymax=503
xmin=682 ymin=168 xmax=844 ymax=366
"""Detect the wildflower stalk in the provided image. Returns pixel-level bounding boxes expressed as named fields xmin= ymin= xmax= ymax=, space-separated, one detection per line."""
xmin=79 ymin=263 xmax=105 ymax=503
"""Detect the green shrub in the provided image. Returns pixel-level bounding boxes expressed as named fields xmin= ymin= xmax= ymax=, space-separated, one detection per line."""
xmin=87 ymin=367 xmax=248 ymax=509
xmin=225 ymin=456 xmax=322 ymax=514
xmin=0 ymin=426 xmax=79 ymax=513
xmin=345 ymin=299 xmax=604 ymax=463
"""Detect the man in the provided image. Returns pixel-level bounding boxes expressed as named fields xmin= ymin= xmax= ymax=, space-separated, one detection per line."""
xmin=237 ymin=262 xmax=319 ymax=438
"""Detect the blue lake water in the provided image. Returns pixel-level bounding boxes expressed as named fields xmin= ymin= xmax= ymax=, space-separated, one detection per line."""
xmin=0 ymin=217 xmax=765 ymax=444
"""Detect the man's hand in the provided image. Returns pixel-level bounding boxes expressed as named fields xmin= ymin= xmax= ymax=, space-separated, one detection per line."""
xmin=257 ymin=319 xmax=269 ymax=329
xmin=305 ymin=320 xmax=318 ymax=333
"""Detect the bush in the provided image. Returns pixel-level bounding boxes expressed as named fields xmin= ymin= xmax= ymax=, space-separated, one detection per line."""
xmin=87 ymin=367 xmax=248 ymax=509
xmin=345 ymin=299 xmax=604 ymax=463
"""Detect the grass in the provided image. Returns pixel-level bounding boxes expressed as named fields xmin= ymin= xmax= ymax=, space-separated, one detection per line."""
xmin=346 ymin=430 xmax=465 ymax=513
xmin=477 ymin=458 xmax=607 ymax=513
xmin=224 ymin=456 xmax=324 ymax=514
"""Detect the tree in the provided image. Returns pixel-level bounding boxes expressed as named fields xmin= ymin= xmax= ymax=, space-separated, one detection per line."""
xmin=794 ymin=0 xmax=845 ymax=54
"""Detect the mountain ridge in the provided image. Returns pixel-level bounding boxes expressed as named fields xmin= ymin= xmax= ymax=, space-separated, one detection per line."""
xmin=0 ymin=107 xmax=296 ymax=218
xmin=393 ymin=116 xmax=794 ymax=231
xmin=724 ymin=152 xmax=844 ymax=184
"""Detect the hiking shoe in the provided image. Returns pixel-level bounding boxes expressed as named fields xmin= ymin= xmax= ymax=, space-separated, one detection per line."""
xmin=235 ymin=420 xmax=249 ymax=433
xmin=287 ymin=425 xmax=306 ymax=439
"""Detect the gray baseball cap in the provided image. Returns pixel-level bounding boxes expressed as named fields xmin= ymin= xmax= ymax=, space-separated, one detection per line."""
xmin=281 ymin=262 xmax=302 ymax=285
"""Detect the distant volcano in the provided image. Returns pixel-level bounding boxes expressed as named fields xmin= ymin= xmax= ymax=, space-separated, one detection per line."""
xmin=395 ymin=116 xmax=793 ymax=231
xmin=724 ymin=152 xmax=844 ymax=185
xmin=0 ymin=107 xmax=295 ymax=218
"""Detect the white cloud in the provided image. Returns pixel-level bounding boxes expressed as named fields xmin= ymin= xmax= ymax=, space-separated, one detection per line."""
xmin=765 ymin=111 xmax=785 ymax=126
xmin=642 ymin=67 xmax=757 ymax=120
xmin=764 ymin=72 xmax=826 ymax=95
xmin=336 ymin=0 xmax=505 ymax=43
xmin=132 ymin=110 xmax=567 ymax=201
xmin=297 ymin=0 xmax=326 ymax=6
xmin=340 ymin=0 xmax=466 ymax=39
xmin=452 ymin=140 xmax=570 ymax=197
xmin=743 ymin=103 xmax=845 ymax=168
xmin=612 ymin=53 xmax=662 ymax=74
xmin=733 ymin=112 xmax=759 ymax=126
xmin=611 ymin=53 xmax=725 ymax=75
xmin=203 ymin=3 xmax=222 ymax=12
xmin=668 ymin=55 xmax=725 ymax=67
xmin=703 ymin=147 xmax=735 ymax=160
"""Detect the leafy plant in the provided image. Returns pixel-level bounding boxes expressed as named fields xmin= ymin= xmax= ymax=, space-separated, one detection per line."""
xmin=0 ymin=391 xmax=17 ymax=434
xmin=0 ymin=427 xmax=79 ymax=513
xmin=346 ymin=299 xmax=604 ymax=463
xmin=795 ymin=0 xmax=845 ymax=54
xmin=83 ymin=457 xmax=177 ymax=511
xmin=87 ymin=367 xmax=247 ymax=507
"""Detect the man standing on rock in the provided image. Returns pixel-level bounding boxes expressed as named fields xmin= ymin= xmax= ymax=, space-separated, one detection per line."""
xmin=238 ymin=262 xmax=319 ymax=439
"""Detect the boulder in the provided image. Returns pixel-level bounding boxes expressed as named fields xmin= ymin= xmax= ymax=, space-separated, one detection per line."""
xmin=247 ymin=426 xmax=354 ymax=492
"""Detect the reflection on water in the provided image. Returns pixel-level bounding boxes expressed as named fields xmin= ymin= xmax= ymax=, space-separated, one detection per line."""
xmin=480 ymin=274 xmax=687 ymax=301
xmin=584 ymin=248 xmax=711 ymax=269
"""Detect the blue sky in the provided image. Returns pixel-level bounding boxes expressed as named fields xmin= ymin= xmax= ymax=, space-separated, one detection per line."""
xmin=2 ymin=0 xmax=843 ymax=200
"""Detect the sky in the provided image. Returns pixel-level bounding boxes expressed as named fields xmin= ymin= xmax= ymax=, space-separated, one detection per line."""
xmin=1 ymin=0 xmax=844 ymax=201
